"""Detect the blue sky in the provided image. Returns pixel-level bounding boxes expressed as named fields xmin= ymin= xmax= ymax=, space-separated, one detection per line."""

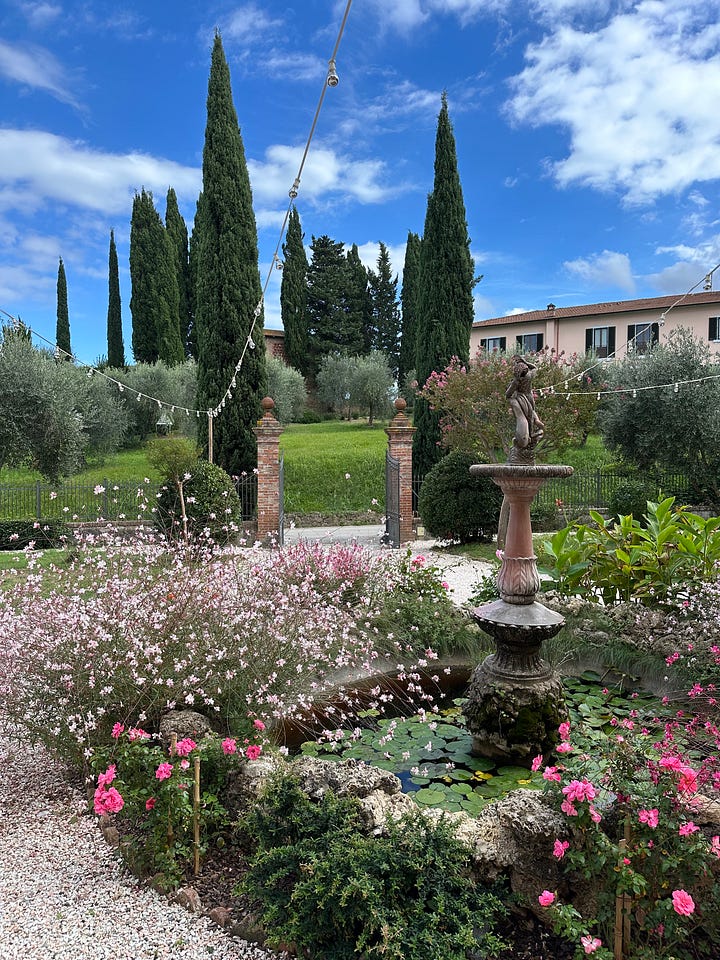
xmin=2 ymin=0 xmax=720 ymax=366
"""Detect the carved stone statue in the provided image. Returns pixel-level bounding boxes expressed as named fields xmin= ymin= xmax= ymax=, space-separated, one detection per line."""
xmin=505 ymin=355 xmax=544 ymax=451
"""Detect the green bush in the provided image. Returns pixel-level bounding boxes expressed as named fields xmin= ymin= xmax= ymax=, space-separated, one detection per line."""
xmin=418 ymin=451 xmax=503 ymax=543
xmin=0 ymin=519 xmax=73 ymax=550
xmin=607 ymin=478 xmax=652 ymax=523
xmin=240 ymin=774 xmax=508 ymax=960
xmin=155 ymin=459 xmax=242 ymax=543
xmin=300 ymin=409 xmax=324 ymax=423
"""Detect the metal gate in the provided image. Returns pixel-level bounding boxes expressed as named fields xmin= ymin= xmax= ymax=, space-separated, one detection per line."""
xmin=385 ymin=450 xmax=400 ymax=548
xmin=278 ymin=453 xmax=285 ymax=546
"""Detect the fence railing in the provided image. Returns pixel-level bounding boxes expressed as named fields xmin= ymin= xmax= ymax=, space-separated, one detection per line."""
xmin=0 ymin=474 xmax=259 ymax=522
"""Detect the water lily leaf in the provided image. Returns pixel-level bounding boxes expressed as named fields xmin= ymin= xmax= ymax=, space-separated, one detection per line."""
xmin=450 ymin=782 xmax=473 ymax=795
xmin=413 ymin=788 xmax=447 ymax=805
xmin=410 ymin=776 xmax=431 ymax=786
xmin=496 ymin=765 xmax=533 ymax=780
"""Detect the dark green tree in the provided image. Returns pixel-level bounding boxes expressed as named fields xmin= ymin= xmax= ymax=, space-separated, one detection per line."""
xmin=346 ymin=243 xmax=373 ymax=354
xmin=194 ymin=33 xmax=267 ymax=475
xmin=56 ymin=257 xmax=71 ymax=359
xmin=165 ymin=187 xmax=192 ymax=357
xmin=187 ymin=192 xmax=203 ymax=360
xmin=106 ymin=230 xmax=125 ymax=368
xmin=280 ymin=206 xmax=310 ymax=375
xmin=368 ymin=242 xmax=401 ymax=377
xmin=413 ymin=94 xmax=475 ymax=478
xmin=307 ymin=235 xmax=363 ymax=371
xmin=399 ymin=231 xmax=421 ymax=385
xmin=130 ymin=189 xmax=184 ymax=365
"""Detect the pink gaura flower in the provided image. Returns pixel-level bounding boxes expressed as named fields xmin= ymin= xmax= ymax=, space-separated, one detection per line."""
xmin=221 ymin=738 xmax=237 ymax=755
xmin=580 ymin=936 xmax=603 ymax=954
xmin=679 ymin=822 xmax=700 ymax=836
xmin=538 ymin=890 xmax=556 ymax=907
xmin=638 ymin=808 xmax=659 ymax=828
xmin=253 ymin=719 xmax=266 ymax=731
xmin=111 ymin=723 xmax=125 ymax=739
xmin=155 ymin=762 xmax=173 ymax=781
xmin=553 ymin=839 xmax=570 ymax=859
xmin=531 ymin=754 xmax=543 ymax=772
xmin=145 ymin=797 xmax=156 ymax=811
xmin=671 ymin=889 xmax=695 ymax=916
xmin=174 ymin=737 xmax=197 ymax=757
xmin=245 ymin=744 xmax=262 ymax=761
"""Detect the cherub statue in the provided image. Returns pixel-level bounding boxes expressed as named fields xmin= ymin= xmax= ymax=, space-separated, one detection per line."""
xmin=505 ymin=354 xmax=544 ymax=450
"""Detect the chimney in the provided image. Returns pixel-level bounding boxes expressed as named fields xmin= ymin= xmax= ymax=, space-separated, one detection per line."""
xmin=547 ymin=303 xmax=556 ymax=314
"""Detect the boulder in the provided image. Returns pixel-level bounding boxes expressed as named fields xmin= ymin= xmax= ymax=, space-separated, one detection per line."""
xmin=159 ymin=710 xmax=213 ymax=744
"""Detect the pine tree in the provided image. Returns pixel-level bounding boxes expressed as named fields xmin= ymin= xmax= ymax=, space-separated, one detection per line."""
xmin=368 ymin=242 xmax=401 ymax=377
xmin=194 ymin=32 xmax=266 ymax=475
xmin=56 ymin=257 xmax=71 ymax=359
xmin=413 ymin=94 xmax=475 ymax=478
xmin=280 ymin=206 xmax=310 ymax=375
xmin=346 ymin=244 xmax=373 ymax=355
xmin=106 ymin=230 xmax=125 ymax=368
xmin=130 ymin=189 xmax=183 ymax=366
xmin=398 ymin=231 xmax=421 ymax=385
xmin=165 ymin=187 xmax=192 ymax=357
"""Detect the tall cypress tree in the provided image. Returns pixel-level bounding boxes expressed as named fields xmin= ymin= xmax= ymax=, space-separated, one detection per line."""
xmin=413 ymin=94 xmax=474 ymax=478
xmin=280 ymin=206 xmax=310 ymax=375
xmin=368 ymin=242 xmax=401 ymax=377
xmin=130 ymin=189 xmax=184 ymax=366
xmin=399 ymin=231 xmax=421 ymax=385
xmin=194 ymin=32 xmax=266 ymax=475
xmin=187 ymin=192 xmax=204 ymax=360
xmin=56 ymin=257 xmax=71 ymax=359
xmin=165 ymin=187 xmax=192 ymax=357
xmin=346 ymin=244 xmax=373 ymax=355
xmin=307 ymin=235 xmax=349 ymax=371
xmin=106 ymin=230 xmax=125 ymax=368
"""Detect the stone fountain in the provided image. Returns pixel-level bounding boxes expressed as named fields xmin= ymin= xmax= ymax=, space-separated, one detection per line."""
xmin=464 ymin=355 xmax=573 ymax=764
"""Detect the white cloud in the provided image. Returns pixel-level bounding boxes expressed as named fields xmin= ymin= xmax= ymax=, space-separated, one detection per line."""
xmin=646 ymin=261 xmax=705 ymax=294
xmin=362 ymin=0 xmax=508 ymax=31
xmin=0 ymin=39 xmax=81 ymax=107
xmin=223 ymin=4 xmax=284 ymax=41
xmin=564 ymin=250 xmax=635 ymax=292
xmin=21 ymin=3 xmax=62 ymax=28
xmin=507 ymin=0 xmax=720 ymax=203
xmin=0 ymin=130 xmax=200 ymax=215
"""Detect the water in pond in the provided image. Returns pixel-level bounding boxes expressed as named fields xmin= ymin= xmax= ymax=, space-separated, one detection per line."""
xmin=298 ymin=671 xmax=677 ymax=815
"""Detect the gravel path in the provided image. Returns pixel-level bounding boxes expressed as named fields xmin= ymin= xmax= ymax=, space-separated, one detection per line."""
xmin=0 ymin=727 xmax=285 ymax=960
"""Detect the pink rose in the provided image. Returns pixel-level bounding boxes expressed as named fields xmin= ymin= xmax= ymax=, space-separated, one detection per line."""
xmin=180 ymin=759 xmax=190 ymax=770
xmin=553 ymin=839 xmax=569 ymax=859
xmin=174 ymin=738 xmax=197 ymax=758
xmin=145 ymin=797 xmax=156 ymax=811
xmin=246 ymin=744 xmax=262 ymax=761
xmin=97 ymin=764 xmax=117 ymax=789
xmin=679 ymin=822 xmax=700 ymax=836
xmin=671 ymin=890 xmax=695 ymax=916
xmin=111 ymin=723 xmax=125 ymax=739
xmin=221 ymin=738 xmax=237 ymax=755
xmin=531 ymin=754 xmax=543 ymax=772
xmin=638 ymin=808 xmax=659 ymax=828
xmin=558 ymin=722 xmax=571 ymax=740
xmin=128 ymin=727 xmax=150 ymax=741
xmin=94 ymin=785 xmax=124 ymax=816
xmin=538 ymin=890 xmax=556 ymax=907
xmin=580 ymin=936 xmax=602 ymax=954
xmin=556 ymin=741 xmax=573 ymax=754
xmin=253 ymin=719 xmax=266 ymax=731
xmin=543 ymin=766 xmax=562 ymax=782
xmin=155 ymin=762 xmax=173 ymax=781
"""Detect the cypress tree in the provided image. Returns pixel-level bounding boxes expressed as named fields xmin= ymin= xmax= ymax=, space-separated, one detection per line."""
xmin=106 ymin=230 xmax=125 ymax=368
xmin=130 ymin=189 xmax=184 ymax=366
xmin=56 ymin=257 xmax=71 ymax=359
xmin=346 ymin=244 xmax=373 ymax=355
xmin=187 ymin=192 xmax=203 ymax=360
xmin=398 ymin=231 xmax=421 ymax=385
xmin=280 ymin=206 xmax=310 ymax=375
xmin=194 ymin=32 xmax=266 ymax=475
xmin=165 ymin=187 xmax=192 ymax=357
xmin=413 ymin=94 xmax=475 ymax=478
xmin=307 ymin=235 xmax=364 ymax=370
xmin=368 ymin=242 xmax=401 ymax=377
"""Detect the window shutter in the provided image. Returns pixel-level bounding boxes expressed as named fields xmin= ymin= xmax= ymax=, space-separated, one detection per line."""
xmin=516 ymin=335 xmax=523 ymax=347
xmin=500 ymin=337 xmax=506 ymax=351
xmin=480 ymin=338 xmax=486 ymax=348
xmin=651 ymin=323 xmax=659 ymax=344
xmin=710 ymin=318 xmax=718 ymax=341
xmin=627 ymin=324 xmax=636 ymax=344
xmin=537 ymin=333 xmax=544 ymax=350
xmin=585 ymin=328 xmax=593 ymax=351
xmin=608 ymin=327 xmax=616 ymax=356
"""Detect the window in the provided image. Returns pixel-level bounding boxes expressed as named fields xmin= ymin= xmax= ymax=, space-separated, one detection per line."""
xmin=585 ymin=326 xmax=616 ymax=359
xmin=627 ymin=322 xmax=659 ymax=354
xmin=515 ymin=333 xmax=544 ymax=352
xmin=710 ymin=317 xmax=720 ymax=342
xmin=480 ymin=336 xmax=506 ymax=352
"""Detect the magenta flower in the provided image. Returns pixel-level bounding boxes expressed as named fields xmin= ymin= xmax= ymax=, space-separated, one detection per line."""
xmin=111 ymin=723 xmax=125 ymax=739
xmin=671 ymin=889 xmax=695 ymax=916
xmin=97 ymin=764 xmax=117 ymax=789
xmin=94 ymin=785 xmax=124 ymax=816
xmin=538 ymin=890 xmax=555 ymax=907
xmin=556 ymin=741 xmax=573 ymax=754
xmin=543 ymin=766 xmax=562 ymax=782
xmin=128 ymin=727 xmax=150 ymax=741
xmin=553 ymin=839 xmax=569 ymax=859
xmin=679 ymin=822 xmax=700 ymax=836
xmin=174 ymin=737 xmax=197 ymax=757
xmin=558 ymin=721 xmax=571 ymax=740
xmin=638 ymin=808 xmax=659 ymax=828
xmin=155 ymin=762 xmax=173 ymax=781
xmin=246 ymin=744 xmax=262 ymax=761
xmin=221 ymin=738 xmax=237 ymax=755
xmin=580 ymin=936 xmax=602 ymax=954
xmin=253 ymin=719 xmax=266 ymax=731
xmin=145 ymin=797 xmax=156 ymax=811
xmin=531 ymin=754 xmax=543 ymax=772
xmin=711 ymin=836 xmax=720 ymax=858
xmin=562 ymin=779 xmax=597 ymax=803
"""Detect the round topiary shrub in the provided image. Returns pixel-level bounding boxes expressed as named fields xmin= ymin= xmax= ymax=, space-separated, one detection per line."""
xmin=155 ymin=459 xmax=242 ymax=543
xmin=607 ymin=478 xmax=652 ymax=523
xmin=418 ymin=451 xmax=503 ymax=543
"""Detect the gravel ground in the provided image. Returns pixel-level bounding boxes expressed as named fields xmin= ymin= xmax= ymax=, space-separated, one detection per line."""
xmin=0 ymin=726 xmax=286 ymax=960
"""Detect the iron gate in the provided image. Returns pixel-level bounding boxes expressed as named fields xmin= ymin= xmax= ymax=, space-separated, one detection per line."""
xmin=385 ymin=450 xmax=400 ymax=548
xmin=278 ymin=453 xmax=285 ymax=546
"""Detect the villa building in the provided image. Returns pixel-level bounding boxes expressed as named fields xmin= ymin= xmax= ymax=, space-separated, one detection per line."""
xmin=471 ymin=291 xmax=720 ymax=360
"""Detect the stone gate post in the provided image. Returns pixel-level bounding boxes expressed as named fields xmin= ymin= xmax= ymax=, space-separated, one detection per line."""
xmin=385 ymin=398 xmax=416 ymax=546
xmin=253 ymin=397 xmax=283 ymax=543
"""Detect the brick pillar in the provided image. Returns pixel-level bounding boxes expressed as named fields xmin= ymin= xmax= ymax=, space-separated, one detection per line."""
xmin=253 ymin=397 xmax=283 ymax=542
xmin=385 ymin=398 xmax=416 ymax=546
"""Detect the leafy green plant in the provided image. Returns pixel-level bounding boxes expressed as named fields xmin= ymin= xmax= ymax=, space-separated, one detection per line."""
xmin=154 ymin=459 xmax=242 ymax=542
xmin=240 ymin=774 xmax=508 ymax=959
xmin=0 ymin=519 xmax=73 ymax=550
xmin=418 ymin=450 xmax=503 ymax=543
xmin=607 ymin=479 xmax=653 ymax=523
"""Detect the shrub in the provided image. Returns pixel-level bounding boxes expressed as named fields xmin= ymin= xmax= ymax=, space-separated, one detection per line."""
xmin=607 ymin=479 xmax=652 ymax=523
xmin=266 ymin=355 xmax=307 ymax=423
xmin=418 ymin=451 xmax=502 ymax=543
xmin=0 ymin=519 xmax=73 ymax=550
xmin=154 ymin=459 xmax=241 ymax=543
xmin=241 ymin=774 xmax=508 ymax=960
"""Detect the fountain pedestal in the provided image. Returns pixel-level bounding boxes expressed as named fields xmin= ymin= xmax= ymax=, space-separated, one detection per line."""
xmin=464 ymin=463 xmax=573 ymax=764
